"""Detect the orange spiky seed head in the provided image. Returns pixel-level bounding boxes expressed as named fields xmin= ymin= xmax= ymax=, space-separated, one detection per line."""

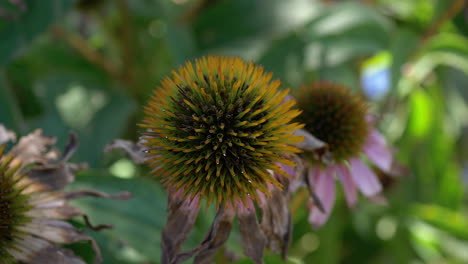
xmin=140 ymin=56 xmax=304 ymax=208
xmin=0 ymin=146 xmax=32 ymax=263
xmin=295 ymin=82 xmax=369 ymax=163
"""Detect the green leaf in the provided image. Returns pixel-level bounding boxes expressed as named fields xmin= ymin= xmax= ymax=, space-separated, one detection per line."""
xmin=258 ymin=2 xmax=391 ymax=86
xmin=409 ymin=33 xmax=468 ymax=82
xmin=69 ymin=171 xmax=167 ymax=263
xmin=193 ymin=0 xmax=318 ymax=56
xmin=30 ymin=73 xmax=136 ymax=166
xmin=0 ymin=70 xmax=23 ymax=131
xmin=0 ymin=0 xmax=75 ymax=66
xmin=389 ymin=28 xmax=419 ymax=91
xmin=413 ymin=204 xmax=468 ymax=241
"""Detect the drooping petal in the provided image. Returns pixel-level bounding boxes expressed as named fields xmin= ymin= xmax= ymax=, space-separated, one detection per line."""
xmin=30 ymin=245 xmax=87 ymax=264
xmin=349 ymin=158 xmax=382 ymax=197
xmin=0 ymin=124 xmax=16 ymax=144
xmin=17 ymin=220 xmax=103 ymax=264
xmin=104 ymin=139 xmax=149 ymax=164
xmin=174 ymin=206 xmax=235 ymax=264
xmin=306 ymin=167 xmax=325 ymax=213
xmin=192 ymin=207 xmax=235 ymax=264
xmin=238 ymin=198 xmax=267 ymax=264
xmin=308 ymin=167 xmax=336 ymax=228
xmin=259 ymin=186 xmax=292 ymax=259
xmin=363 ymin=129 xmax=392 ymax=172
xmin=161 ymin=192 xmax=200 ymax=264
xmin=336 ymin=163 xmax=358 ymax=207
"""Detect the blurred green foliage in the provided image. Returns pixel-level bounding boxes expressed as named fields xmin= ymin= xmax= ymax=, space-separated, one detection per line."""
xmin=1 ymin=0 xmax=468 ymax=263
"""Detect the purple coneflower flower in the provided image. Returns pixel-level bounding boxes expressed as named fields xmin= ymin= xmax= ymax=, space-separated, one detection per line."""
xmin=294 ymin=82 xmax=394 ymax=228
xmin=140 ymin=56 xmax=304 ymax=263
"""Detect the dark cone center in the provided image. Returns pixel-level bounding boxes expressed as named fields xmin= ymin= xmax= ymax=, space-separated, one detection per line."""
xmin=296 ymin=83 xmax=369 ymax=162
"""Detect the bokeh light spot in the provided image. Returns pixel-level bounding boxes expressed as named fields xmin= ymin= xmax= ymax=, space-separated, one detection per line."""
xmin=110 ymin=159 xmax=136 ymax=179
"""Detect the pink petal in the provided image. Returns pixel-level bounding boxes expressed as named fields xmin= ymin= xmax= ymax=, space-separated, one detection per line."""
xmin=363 ymin=130 xmax=393 ymax=172
xmin=349 ymin=158 xmax=382 ymax=197
xmin=279 ymin=163 xmax=295 ymax=178
xmin=336 ymin=164 xmax=358 ymax=207
xmin=187 ymin=194 xmax=201 ymax=211
xmin=307 ymin=166 xmax=320 ymax=188
xmin=308 ymin=167 xmax=336 ymax=229
xmin=366 ymin=114 xmax=377 ymax=124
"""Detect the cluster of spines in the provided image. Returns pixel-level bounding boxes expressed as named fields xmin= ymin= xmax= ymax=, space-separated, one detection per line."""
xmin=295 ymin=82 xmax=369 ymax=162
xmin=141 ymin=56 xmax=303 ymax=208
xmin=0 ymin=145 xmax=32 ymax=263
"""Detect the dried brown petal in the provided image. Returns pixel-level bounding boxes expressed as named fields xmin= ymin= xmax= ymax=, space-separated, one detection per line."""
xmin=104 ymin=139 xmax=148 ymax=164
xmin=26 ymin=205 xmax=82 ymax=219
xmin=0 ymin=124 xmax=16 ymax=144
xmin=9 ymin=129 xmax=59 ymax=165
xmin=63 ymin=189 xmax=132 ymax=201
xmin=238 ymin=210 xmax=266 ymax=264
xmin=161 ymin=194 xmax=200 ymax=264
xmin=30 ymin=245 xmax=86 ymax=264
xmin=259 ymin=188 xmax=292 ymax=259
xmin=175 ymin=207 xmax=235 ymax=264
xmin=19 ymin=220 xmax=102 ymax=264
xmin=27 ymin=133 xmax=85 ymax=190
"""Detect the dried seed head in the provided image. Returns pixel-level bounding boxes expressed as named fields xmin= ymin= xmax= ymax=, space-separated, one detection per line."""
xmin=295 ymin=82 xmax=369 ymax=162
xmin=0 ymin=146 xmax=32 ymax=263
xmin=141 ymin=56 xmax=303 ymax=207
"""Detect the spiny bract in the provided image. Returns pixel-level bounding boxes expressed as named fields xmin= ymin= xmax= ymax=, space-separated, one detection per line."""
xmin=295 ymin=82 xmax=369 ymax=163
xmin=141 ymin=56 xmax=303 ymax=207
xmin=0 ymin=146 xmax=32 ymax=263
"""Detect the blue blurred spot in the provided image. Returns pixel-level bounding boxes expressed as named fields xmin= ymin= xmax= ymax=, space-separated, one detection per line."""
xmin=361 ymin=68 xmax=390 ymax=100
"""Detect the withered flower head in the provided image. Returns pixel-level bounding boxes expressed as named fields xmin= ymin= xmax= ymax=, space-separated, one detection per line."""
xmin=0 ymin=127 xmax=130 ymax=264
xmin=0 ymin=145 xmax=31 ymax=263
xmin=141 ymin=56 xmax=303 ymax=208
xmin=293 ymin=82 xmax=395 ymax=228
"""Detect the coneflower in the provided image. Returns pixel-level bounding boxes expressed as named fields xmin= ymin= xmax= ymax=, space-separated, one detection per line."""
xmin=0 ymin=128 xmax=130 ymax=264
xmin=141 ymin=56 xmax=303 ymax=208
xmin=293 ymin=82 xmax=395 ymax=228
xmin=140 ymin=56 xmax=304 ymax=263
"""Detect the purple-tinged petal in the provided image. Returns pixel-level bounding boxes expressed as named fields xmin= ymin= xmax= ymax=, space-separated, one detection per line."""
xmin=238 ymin=200 xmax=266 ymax=264
xmin=279 ymin=163 xmax=295 ymax=178
xmin=281 ymin=157 xmax=307 ymax=193
xmin=349 ymin=158 xmax=382 ymax=197
xmin=283 ymin=94 xmax=295 ymax=103
xmin=175 ymin=207 xmax=235 ymax=264
xmin=366 ymin=114 xmax=378 ymax=124
xmin=308 ymin=167 xmax=336 ymax=229
xmin=363 ymin=130 xmax=392 ymax=172
xmin=259 ymin=186 xmax=292 ymax=259
xmin=336 ymin=164 xmax=358 ymax=207
xmin=161 ymin=192 xmax=200 ymax=264
xmin=236 ymin=197 xmax=255 ymax=216
xmin=306 ymin=167 xmax=325 ymax=213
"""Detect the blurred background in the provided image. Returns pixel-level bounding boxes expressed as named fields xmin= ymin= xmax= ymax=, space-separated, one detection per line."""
xmin=1 ymin=0 xmax=468 ymax=263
